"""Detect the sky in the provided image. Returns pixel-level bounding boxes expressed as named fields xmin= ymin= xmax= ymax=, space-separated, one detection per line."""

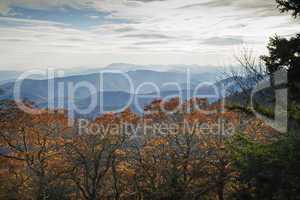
xmin=0 ymin=0 xmax=300 ymax=70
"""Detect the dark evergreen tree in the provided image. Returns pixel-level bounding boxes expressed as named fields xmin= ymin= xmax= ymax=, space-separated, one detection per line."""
xmin=262 ymin=0 xmax=300 ymax=102
xmin=261 ymin=34 xmax=300 ymax=100
xmin=277 ymin=0 xmax=300 ymax=17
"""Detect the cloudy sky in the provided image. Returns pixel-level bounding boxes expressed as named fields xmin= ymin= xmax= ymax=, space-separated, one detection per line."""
xmin=0 ymin=0 xmax=299 ymax=70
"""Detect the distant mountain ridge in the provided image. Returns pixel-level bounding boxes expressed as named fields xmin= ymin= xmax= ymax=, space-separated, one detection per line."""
xmin=0 ymin=63 xmax=222 ymax=81
xmin=0 ymin=64 xmax=232 ymax=117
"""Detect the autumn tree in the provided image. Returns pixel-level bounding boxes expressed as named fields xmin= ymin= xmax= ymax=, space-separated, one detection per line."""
xmin=0 ymin=100 xmax=72 ymax=199
xmin=63 ymin=113 xmax=128 ymax=200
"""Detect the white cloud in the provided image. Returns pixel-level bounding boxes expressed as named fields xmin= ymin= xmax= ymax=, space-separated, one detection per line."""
xmin=88 ymin=15 xmax=100 ymax=19
xmin=0 ymin=0 xmax=300 ymax=70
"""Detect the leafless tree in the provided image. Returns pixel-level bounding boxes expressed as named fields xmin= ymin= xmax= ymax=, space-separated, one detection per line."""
xmin=223 ymin=47 xmax=268 ymax=105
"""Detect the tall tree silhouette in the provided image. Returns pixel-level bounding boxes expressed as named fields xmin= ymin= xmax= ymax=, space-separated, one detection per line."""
xmin=262 ymin=0 xmax=300 ymax=102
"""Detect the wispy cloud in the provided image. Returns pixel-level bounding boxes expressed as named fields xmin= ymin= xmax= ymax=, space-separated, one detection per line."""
xmin=179 ymin=0 xmax=276 ymax=10
xmin=129 ymin=0 xmax=168 ymax=2
xmin=0 ymin=0 xmax=300 ymax=70
xmin=122 ymin=33 xmax=174 ymax=39
xmin=202 ymin=36 xmax=244 ymax=46
xmin=114 ymin=27 xmax=136 ymax=33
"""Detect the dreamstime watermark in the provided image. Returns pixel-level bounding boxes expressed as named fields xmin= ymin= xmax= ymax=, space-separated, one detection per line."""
xmin=11 ymin=68 xmax=289 ymax=133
